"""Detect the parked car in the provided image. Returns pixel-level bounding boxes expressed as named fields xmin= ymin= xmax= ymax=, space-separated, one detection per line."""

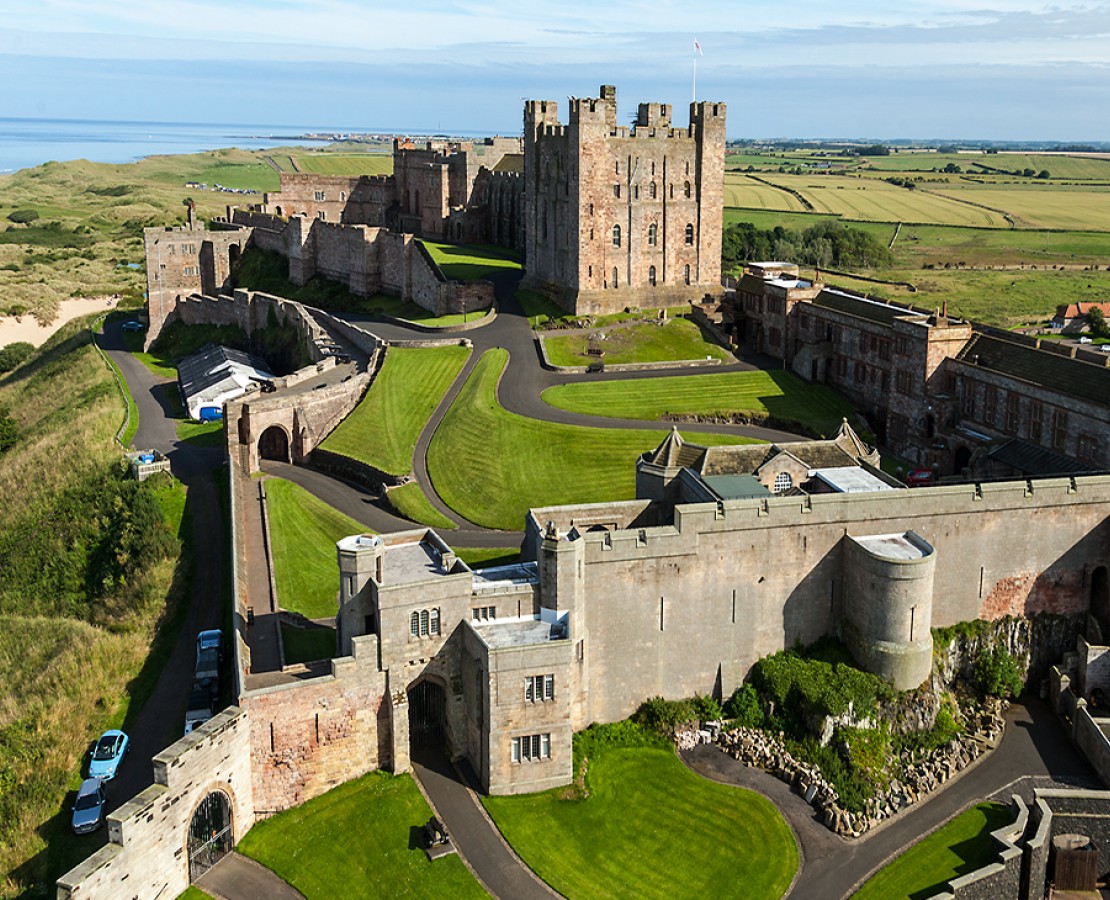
xmin=198 ymin=406 xmax=223 ymax=423
xmin=71 ymin=778 xmax=108 ymax=834
xmin=88 ymin=730 xmax=129 ymax=780
xmin=120 ymin=320 xmax=144 ymax=333
xmin=905 ymin=468 xmax=936 ymax=487
xmin=195 ymin=630 xmax=222 ymax=690
xmin=184 ymin=684 xmax=215 ymax=736
xmin=197 ymin=629 xmax=223 ymax=660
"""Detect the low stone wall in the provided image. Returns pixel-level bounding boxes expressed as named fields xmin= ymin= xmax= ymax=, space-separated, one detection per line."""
xmin=57 ymin=709 xmax=255 ymax=899
xmin=1074 ymin=702 xmax=1110 ymax=785
xmin=310 ymin=446 xmax=406 ymax=488
xmin=929 ymin=796 xmax=1027 ymax=900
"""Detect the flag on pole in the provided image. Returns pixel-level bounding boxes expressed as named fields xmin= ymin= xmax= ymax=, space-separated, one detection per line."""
xmin=694 ymin=39 xmax=703 ymax=55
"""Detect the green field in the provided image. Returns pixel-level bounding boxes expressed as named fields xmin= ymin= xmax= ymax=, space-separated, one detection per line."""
xmin=427 ymin=349 xmax=762 ymax=530
xmin=321 ymin=345 xmax=469 ymax=476
xmin=291 ymin=153 xmax=394 ymax=177
xmin=484 ymin=745 xmax=797 ymax=900
xmin=265 ymin=478 xmax=365 ymax=620
xmin=931 ymin=183 xmax=1110 ymax=230
xmin=237 ymin=771 xmax=485 ymax=900
xmin=854 ymin=802 xmax=1012 ymax=899
xmin=420 ymin=240 xmax=522 ymax=281
xmin=723 ymin=175 xmax=808 ymax=212
xmin=386 ymin=481 xmax=457 ymax=530
xmin=543 ymin=316 xmax=732 ymax=366
xmin=542 ymin=369 xmax=855 ymax=437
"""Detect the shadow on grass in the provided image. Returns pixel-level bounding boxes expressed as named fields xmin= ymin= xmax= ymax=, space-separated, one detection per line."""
xmin=758 ymin=369 xmax=857 ymax=439
xmin=906 ymin=804 xmax=1015 ymax=900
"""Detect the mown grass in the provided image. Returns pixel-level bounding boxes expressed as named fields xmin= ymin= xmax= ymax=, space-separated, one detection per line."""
xmin=265 ymin=478 xmax=365 ymax=620
xmin=176 ymin=419 xmax=224 ymax=449
xmin=237 ymin=770 xmax=486 ymax=899
xmin=321 ymin=345 xmax=469 ymax=476
xmin=854 ymin=802 xmax=1013 ymax=900
xmin=280 ymin=624 xmax=337 ymax=665
xmin=386 ymin=482 xmax=457 ymax=530
xmin=517 ymin=289 xmax=572 ymax=328
xmin=420 ymin=240 xmax=522 ymax=281
xmin=542 ymin=369 xmax=855 ymax=438
xmin=291 ymin=153 xmax=394 ymax=177
xmin=0 ymin=320 xmax=188 ymax=896
xmin=543 ymin=316 xmax=732 ymax=366
xmin=427 ymin=350 xmax=762 ymax=530
xmin=455 ymin=547 xmax=521 ymax=569
xmin=484 ymin=744 xmax=797 ymax=900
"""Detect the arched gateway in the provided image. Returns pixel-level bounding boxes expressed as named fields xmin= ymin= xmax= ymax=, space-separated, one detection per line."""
xmin=407 ymin=679 xmax=447 ymax=755
xmin=187 ymin=790 xmax=233 ymax=882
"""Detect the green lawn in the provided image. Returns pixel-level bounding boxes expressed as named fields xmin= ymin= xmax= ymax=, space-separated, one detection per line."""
xmin=543 ymin=316 xmax=732 ymax=366
xmin=292 ymin=153 xmax=394 ymax=177
xmin=387 ymin=481 xmax=457 ymax=530
xmin=281 ymin=623 xmax=336 ymax=665
xmin=517 ymin=289 xmax=572 ymax=328
xmin=237 ymin=771 xmax=485 ymax=900
xmin=542 ymin=369 xmax=855 ymax=438
xmin=484 ymin=746 xmax=797 ymax=900
xmin=427 ymin=350 xmax=763 ymax=530
xmin=455 ymin=547 xmax=522 ymax=569
xmin=321 ymin=345 xmax=469 ymax=476
xmin=419 ymin=240 xmax=522 ymax=281
xmin=126 ymin=320 xmax=248 ymax=379
xmin=176 ymin=419 xmax=224 ymax=449
xmin=854 ymin=802 xmax=1013 ymax=900
xmin=265 ymin=478 xmax=366 ymax=619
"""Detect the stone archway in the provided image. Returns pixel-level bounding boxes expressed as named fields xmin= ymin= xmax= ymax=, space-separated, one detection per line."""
xmin=408 ymin=678 xmax=447 ymax=756
xmin=258 ymin=425 xmax=290 ymax=463
xmin=187 ymin=790 xmax=233 ymax=882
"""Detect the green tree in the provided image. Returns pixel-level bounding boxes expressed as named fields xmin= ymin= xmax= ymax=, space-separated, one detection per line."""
xmin=1037 ymin=170 xmax=1051 ymax=179
xmin=1087 ymin=306 xmax=1110 ymax=339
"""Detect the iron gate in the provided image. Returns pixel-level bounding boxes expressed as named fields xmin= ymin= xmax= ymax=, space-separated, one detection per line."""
xmin=408 ymin=680 xmax=446 ymax=752
xmin=188 ymin=791 xmax=232 ymax=882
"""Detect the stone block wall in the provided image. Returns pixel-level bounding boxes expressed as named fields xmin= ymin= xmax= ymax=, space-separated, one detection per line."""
xmin=57 ymin=709 xmax=254 ymax=899
xmin=242 ymin=636 xmax=388 ymax=815
xmin=1073 ymin=703 xmax=1110 ymax=786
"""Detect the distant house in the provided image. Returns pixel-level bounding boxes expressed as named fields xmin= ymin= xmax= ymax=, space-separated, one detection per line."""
xmin=1052 ymin=301 xmax=1110 ymax=334
xmin=177 ymin=345 xmax=274 ymax=420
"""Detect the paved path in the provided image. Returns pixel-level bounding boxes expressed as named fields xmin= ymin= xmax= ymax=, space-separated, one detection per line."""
xmin=412 ymin=751 xmax=558 ymax=900
xmin=195 ymin=851 xmax=305 ymax=900
xmin=684 ymin=695 xmax=1100 ymax=899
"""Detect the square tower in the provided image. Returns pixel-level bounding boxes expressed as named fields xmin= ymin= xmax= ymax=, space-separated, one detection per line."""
xmin=522 ymin=85 xmax=726 ymax=315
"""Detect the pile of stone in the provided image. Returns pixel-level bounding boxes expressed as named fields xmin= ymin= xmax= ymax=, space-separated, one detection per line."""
xmin=707 ymin=697 xmax=1006 ymax=838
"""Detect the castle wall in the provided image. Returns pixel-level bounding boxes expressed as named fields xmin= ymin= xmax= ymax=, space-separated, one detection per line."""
xmin=311 ymin=222 xmax=383 ymax=296
xmin=57 ymin=709 xmax=254 ymax=900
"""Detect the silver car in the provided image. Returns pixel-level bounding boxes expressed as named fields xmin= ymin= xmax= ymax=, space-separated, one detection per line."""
xmin=71 ymin=778 xmax=107 ymax=834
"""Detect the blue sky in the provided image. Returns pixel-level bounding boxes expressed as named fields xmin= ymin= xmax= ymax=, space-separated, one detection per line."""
xmin=2 ymin=0 xmax=1109 ymax=140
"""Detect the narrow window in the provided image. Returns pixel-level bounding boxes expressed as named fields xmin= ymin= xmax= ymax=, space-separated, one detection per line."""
xmin=430 ymin=608 xmax=440 ymax=635
xmin=650 ymin=181 xmax=657 ymax=199
xmin=684 ymin=264 xmax=691 ymax=285
xmin=648 ymin=223 xmax=657 ymax=246
xmin=685 ymin=223 xmax=694 ymax=245
xmin=419 ymin=609 xmax=429 ymax=637
xmin=525 ymin=677 xmax=535 ymax=702
xmin=612 ymin=225 xmax=621 ymax=247
xmin=612 ymin=267 xmax=619 ymax=289
xmin=511 ymin=737 xmax=521 ymax=763
xmin=410 ymin=612 xmax=419 ymax=637
xmin=544 ymin=674 xmax=554 ymax=700
xmin=340 ymin=191 xmax=346 ymax=201
xmin=684 ymin=181 xmax=691 ymax=197
xmin=613 ymin=184 xmax=620 ymax=198
xmin=649 ymin=265 xmax=657 ymax=286
xmin=541 ymin=733 xmax=551 ymax=758
xmin=634 ymin=185 xmax=639 ymax=199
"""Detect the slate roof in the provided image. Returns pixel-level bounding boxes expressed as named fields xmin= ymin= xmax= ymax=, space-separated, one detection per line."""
xmin=812 ymin=289 xmax=924 ymax=326
xmin=987 ymin=438 xmax=1095 ymax=476
xmin=957 ymin=334 xmax=1110 ymax=407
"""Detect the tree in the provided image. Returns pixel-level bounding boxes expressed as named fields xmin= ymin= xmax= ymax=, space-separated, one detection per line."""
xmin=942 ymin=163 xmax=962 ymax=174
xmin=1037 ymin=170 xmax=1051 ymax=179
xmin=1088 ymin=306 xmax=1110 ymax=339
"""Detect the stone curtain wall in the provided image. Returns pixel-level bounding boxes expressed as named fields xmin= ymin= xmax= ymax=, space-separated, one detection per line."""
xmin=57 ymin=710 xmax=255 ymax=899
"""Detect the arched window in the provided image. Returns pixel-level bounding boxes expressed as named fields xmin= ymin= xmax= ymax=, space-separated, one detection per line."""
xmin=774 ymin=472 xmax=794 ymax=494
xmin=410 ymin=612 xmax=420 ymax=637
xmin=650 ymin=182 xmax=657 ymax=199
xmin=419 ymin=609 xmax=430 ymax=637
xmin=612 ymin=225 xmax=621 ymax=247
xmin=612 ymin=267 xmax=619 ymax=288
xmin=647 ymin=223 xmax=657 ymax=246
xmin=684 ymin=181 xmax=691 ymax=198
xmin=649 ymin=265 xmax=657 ymax=286
xmin=684 ymin=264 xmax=691 ymax=285
xmin=685 ymin=223 xmax=694 ymax=245
xmin=430 ymin=608 xmax=440 ymax=635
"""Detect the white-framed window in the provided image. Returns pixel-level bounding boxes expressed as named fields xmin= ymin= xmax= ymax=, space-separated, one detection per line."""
xmin=471 ymin=606 xmax=496 ymax=621
xmin=420 ymin=609 xmax=429 ymax=636
xmin=410 ymin=611 xmax=419 ymax=637
xmin=685 ymin=223 xmax=694 ymax=245
xmin=430 ymin=608 xmax=440 ymax=635
xmin=525 ymin=674 xmax=555 ymax=702
xmin=612 ymin=224 xmax=621 ymax=247
xmin=649 ymin=265 xmax=657 ymax=287
xmin=512 ymin=733 xmax=552 ymax=763
xmin=313 ymin=190 xmax=325 ymax=201
xmin=183 ymin=266 xmax=199 ymax=277
xmin=647 ymin=223 xmax=657 ymax=246
xmin=410 ymin=608 xmax=440 ymax=638
xmin=774 ymin=472 xmax=793 ymax=493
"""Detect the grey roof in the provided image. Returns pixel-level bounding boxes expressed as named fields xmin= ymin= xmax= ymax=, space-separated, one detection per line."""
xmin=987 ymin=438 xmax=1095 ymax=476
xmin=176 ymin=344 xmax=272 ymax=401
xmin=958 ymin=334 xmax=1110 ymax=407
xmin=813 ymin=289 xmax=923 ymax=326
xmin=701 ymin=474 xmax=772 ymax=500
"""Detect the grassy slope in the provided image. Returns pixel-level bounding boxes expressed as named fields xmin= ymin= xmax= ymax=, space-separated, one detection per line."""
xmin=543 ymin=317 xmax=732 ymax=366
xmin=237 ymin=771 xmax=485 ymax=899
xmin=386 ymin=481 xmax=457 ymax=530
xmin=265 ymin=478 xmax=366 ymax=620
xmin=427 ymin=350 xmax=762 ymax=530
xmin=484 ymin=747 xmax=797 ymax=900
xmin=0 ymin=319 xmax=187 ymax=896
xmin=420 ymin=240 xmax=522 ymax=281
xmin=321 ymin=346 xmax=469 ymax=476
xmin=854 ymin=802 xmax=1012 ymax=900
xmin=542 ymin=369 xmax=855 ymax=437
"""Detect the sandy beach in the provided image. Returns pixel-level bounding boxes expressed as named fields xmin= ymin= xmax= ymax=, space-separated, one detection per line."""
xmin=0 ymin=296 xmax=124 ymax=348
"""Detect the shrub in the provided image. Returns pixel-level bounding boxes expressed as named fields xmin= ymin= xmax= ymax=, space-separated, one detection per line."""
xmin=973 ymin=641 xmax=1024 ymax=699
xmin=0 ymin=342 xmax=34 ymax=373
xmin=724 ymin=683 xmax=765 ymax=728
xmin=693 ymin=694 xmax=723 ymax=722
xmin=0 ymin=407 xmax=16 ymax=453
xmin=633 ymin=696 xmax=698 ymax=735
xmin=6 ymin=209 xmax=39 ymax=224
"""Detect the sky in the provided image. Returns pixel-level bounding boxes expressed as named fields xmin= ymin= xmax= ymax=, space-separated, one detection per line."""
xmin=2 ymin=0 xmax=1109 ymax=141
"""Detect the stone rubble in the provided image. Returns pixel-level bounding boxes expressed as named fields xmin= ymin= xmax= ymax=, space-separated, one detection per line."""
xmin=678 ymin=697 xmax=1006 ymax=838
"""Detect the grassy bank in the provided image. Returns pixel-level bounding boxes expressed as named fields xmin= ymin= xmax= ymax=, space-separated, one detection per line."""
xmin=385 ymin=482 xmax=457 ymax=530
xmin=420 ymin=240 xmax=522 ymax=281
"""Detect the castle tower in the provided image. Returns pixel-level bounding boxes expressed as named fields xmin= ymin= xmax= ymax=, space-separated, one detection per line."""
xmin=522 ymin=85 xmax=727 ymax=316
xmin=336 ymin=534 xmax=384 ymax=656
xmin=537 ymin=523 xmax=591 ymax=728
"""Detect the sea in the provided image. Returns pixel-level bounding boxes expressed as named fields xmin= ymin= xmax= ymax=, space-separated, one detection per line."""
xmin=0 ymin=117 xmax=342 ymax=174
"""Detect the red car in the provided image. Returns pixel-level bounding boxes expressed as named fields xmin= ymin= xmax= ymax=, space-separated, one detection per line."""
xmin=906 ymin=468 xmax=935 ymax=487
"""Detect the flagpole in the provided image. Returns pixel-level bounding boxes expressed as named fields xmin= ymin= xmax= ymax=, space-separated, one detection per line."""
xmin=692 ymin=42 xmax=697 ymax=103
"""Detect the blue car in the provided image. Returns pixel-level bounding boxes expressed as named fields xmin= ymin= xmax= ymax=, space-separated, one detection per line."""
xmin=71 ymin=778 xmax=108 ymax=834
xmin=88 ymin=730 xmax=129 ymax=781
xmin=120 ymin=320 xmax=144 ymax=333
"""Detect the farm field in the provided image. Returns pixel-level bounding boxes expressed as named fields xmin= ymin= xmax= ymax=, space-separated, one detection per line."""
xmin=289 ymin=153 xmax=393 ymax=177
xmin=321 ymin=345 xmax=470 ymax=477
xmin=930 ymin=184 xmax=1110 ymax=230
xmin=427 ymin=349 xmax=762 ymax=530
xmin=723 ymin=175 xmax=808 ymax=212
xmin=542 ymin=369 xmax=855 ymax=438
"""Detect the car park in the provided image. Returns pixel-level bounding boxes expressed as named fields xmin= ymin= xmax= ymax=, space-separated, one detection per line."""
xmin=71 ymin=778 xmax=108 ymax=834
xmin=88 ymin=730 xmax=129 ymax=780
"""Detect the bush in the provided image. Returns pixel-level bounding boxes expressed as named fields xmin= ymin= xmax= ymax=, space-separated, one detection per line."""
xmin=6 ymin=209 xmax=39 ymax=225
xmin=693 ymin=694 xmax=723 ymax=722
xmin=633 ymin=696 xmax=697 ymax=734
xmin=0 ymin=342 xmax=34 ymax=373
xmin=724 ymin=683 xmax=765 ymax=728
xmin=0 ymin=407 xmax=16 ymax=453
xmin=973 ymin=642 xmax=1024 ymax=699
